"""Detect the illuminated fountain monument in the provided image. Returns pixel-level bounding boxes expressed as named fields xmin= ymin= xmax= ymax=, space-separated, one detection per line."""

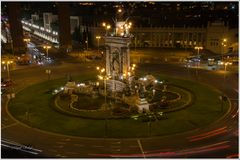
xmin=104 ymin=10 xmax=133 ymax=92
xmin=104 ymin=9 xmax=149 ymax=112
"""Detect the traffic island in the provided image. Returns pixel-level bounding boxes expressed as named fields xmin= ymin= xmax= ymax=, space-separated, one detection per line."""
xmin=7 ymin=74 xmax=230 ymax=138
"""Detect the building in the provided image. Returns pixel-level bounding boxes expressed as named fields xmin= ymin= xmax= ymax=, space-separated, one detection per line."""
xmin=43 ymin=12 xmax=58 ymax=30
xmin=89 ymin=20 xmax=238 ymax=54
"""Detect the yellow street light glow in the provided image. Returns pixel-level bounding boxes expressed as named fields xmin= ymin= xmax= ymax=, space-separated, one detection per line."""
xmin=98 ymin=76 xmax=103 ymax=80
xmin=129 ymin=22 xmax=132 ymax=26
xmin=132 ymin=64 xmax=136 ymax=67
xmin=106 ymin=25 xmax=111 ymax=29
xmin=132 ymin=67 xmax=135 ymax=71
xmin=23 ymin=38 xmax=30 ymax=42
xmin=102 ymin=22 xmax=106 ymax=27
xmin=194 ymin=46 xmax=203 ymax=50
xmin=2 ymin=61 xmax=5 ymax=64
xmin=96 ymin=66 xmax=100 ymax=70
xmin=127 ymin=72 xmax=131 ymax=76
xmin=96 ymin=36 xmax=101 ymax=39
xmin=223 ymin=38 xmax=227 ymax=42
xmin=123 ymin=73 xmax=126 ymax=77
xmin=101 ymin=68 xmax=105 ymax=73
xmin=118 ymin=9 xmax=122 ymax=13
xmin=43 ymin=45 xmax=51 ymax=49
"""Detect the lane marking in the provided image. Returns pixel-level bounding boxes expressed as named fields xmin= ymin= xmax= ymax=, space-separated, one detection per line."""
xmin=48 ymin=149 xmax=58 ymax=152
xmin=111 ymin=149 xmax=121 ymax=152
xmin=137 ymin=139 xmax=146 ymax=158
xmin=74 ymin=144 xmax=84 ymax=147
xmin=92 ymin=145 xmax=104 ymax=148
xmin=129 ymin=145 xmax=138 ymax=148
xmin=56 ymin=142 xmax=66 ymax=145
xmin=1 ymin=122 xmax=18 ymax=130
xmin=53 ymin=145 xmax=64 ymax=148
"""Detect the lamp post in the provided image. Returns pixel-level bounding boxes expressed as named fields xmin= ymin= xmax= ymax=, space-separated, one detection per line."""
xmin=221 ymin=39 xmax=227 ymax=62
xmin=96 ymin=66 xmax=110 ymax=137
xmin=96 ymin=67 xmax=109 ymax=104
xmin=43 ymin=45 xmax=51 ymax=60
xmin=2 ymin=60 xmax=13 ymax=79
xmin=194 ymin=46 xmax=203 ymax=57
xmin=223 ymin=62 xmax=232 ymax=81
xmin=23 ymin=38 xmax=30 ymax=54
xmin=102 ymin=22 xmax=111 ymax=36
xmin=194 ymin=46 xmax=203 ymax=80
xmin=96 ymin=36 xmax=101 ymax=53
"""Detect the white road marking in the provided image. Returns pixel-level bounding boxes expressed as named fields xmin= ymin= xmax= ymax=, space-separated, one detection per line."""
xmin=53 ymin=145 xmax=64 ymax=148
xmin=137 ymin=139 xmax=146 ymax=158
xmin=74 ymin=144 xmax=84 ymax=147
xmin=1 ymin=122 xmax=18 ymax=129
xmin=111 ymin=148 xmax=121 ymax=152
xmin=129 ymin=145 xmax=138 ymax=148
xmin=92 ymin=145 xmax=104 ymax=148
xmin=56 ymin=142 xmax=66 ymax=145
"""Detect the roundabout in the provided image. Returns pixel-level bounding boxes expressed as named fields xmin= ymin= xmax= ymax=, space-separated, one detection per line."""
xmin=8 ymin=72 xmax=229 ymax=138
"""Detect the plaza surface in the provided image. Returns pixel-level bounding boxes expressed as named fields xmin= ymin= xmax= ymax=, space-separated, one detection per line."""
xmin=1 ymin=49 xmax=238 ymax=157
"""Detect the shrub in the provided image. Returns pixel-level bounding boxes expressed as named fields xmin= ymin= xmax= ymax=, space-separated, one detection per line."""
xmin=59 ymin=93 xmax=71 ymax=101
xmin=129 ymin=106 xmax=139 ymax=114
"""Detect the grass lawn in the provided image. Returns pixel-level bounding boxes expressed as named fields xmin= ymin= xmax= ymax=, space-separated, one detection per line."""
xmin=8 ymin=72 xmax=229 ymax=138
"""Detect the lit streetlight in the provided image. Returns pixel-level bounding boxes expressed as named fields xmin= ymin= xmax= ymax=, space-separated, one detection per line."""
xmin=102 ymin=23 xmax=111 ymax=35
xmin=118 ymin=8 xmax=122 ymax=13
xmin=194 ymin=46 xmax=203 ymax=80
xmin=194 ymin=46 xmax=203 ymax=57
xmin=221 ymin=38 xmax=227 ymax=61
xmin=223 ymin=62 xmax=232 ymax=81
xmin=23 ymin=38 xmax=31 ymax=54
xmin=43 ymin=45 xmax=51 ymax=60
xmin=96 ymin=67 xmax=109 ymax=104
xmin=2 ymin=60 xmax=13 ymax=79
xmin=96 ymin=36 xmax=101 ymax=53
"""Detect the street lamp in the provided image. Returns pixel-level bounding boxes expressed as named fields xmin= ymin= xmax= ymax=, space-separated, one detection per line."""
xmin=194 ymin=46 xmax=203 ymax=57
xmin=97 ymin=65 xmax=110 ymax=138
xmin=43 ymin=45 xmax=51 ymax=60
xmin=102 ymin=22 xmax=111 ymax=35
xmin=223 ymin=62 xmax=232 ymax=81
xmin=102 ymin=22 xmax=106 ymax=27
xmin=23 ymin=38 xmax=30 ymax=54
xmin=194 ymin=46 xmax=203 ymax=80
xmin=2 ymin=60 xmax=13 ymax=79
xmin=221 ymin=39 xmax=227 ymax=61
xmin=96 ymin=36 xmax=101 ymax=53
xmin=96 ymin=67 xmax=109 ymax=104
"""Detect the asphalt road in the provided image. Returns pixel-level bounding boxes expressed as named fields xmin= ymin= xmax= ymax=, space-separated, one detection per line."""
xmin=1 ymin=58 xmax=238 ymax=158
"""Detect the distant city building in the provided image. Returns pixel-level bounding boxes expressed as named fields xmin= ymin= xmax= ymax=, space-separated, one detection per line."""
xmin=43 ymin=12 xmax=58 ymax=30
xmin=89 ymin=20 xmax=238 ymax=54
xmin=31 ymin=14 xmax=39 ymax=24
xmin=70 ymin=16 xmax=80 ymax=34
